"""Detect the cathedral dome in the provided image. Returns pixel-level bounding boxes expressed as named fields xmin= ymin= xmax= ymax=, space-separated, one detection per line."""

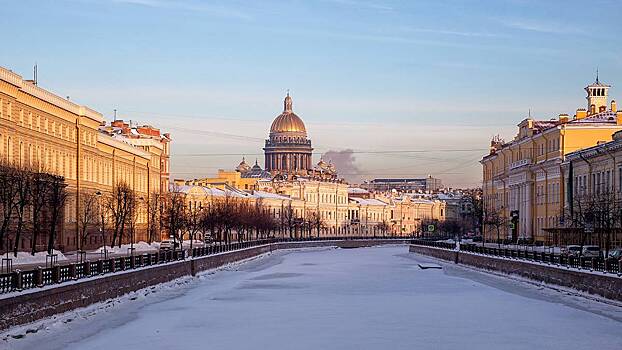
xmin=270 ymin=93 xmax=306 ymax=134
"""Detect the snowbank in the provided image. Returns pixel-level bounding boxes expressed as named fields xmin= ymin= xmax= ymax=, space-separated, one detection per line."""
xmin=3 ymin=250 xmax=68 ymax=267
xmin=90 ymin=242 xmax=159 ymax=255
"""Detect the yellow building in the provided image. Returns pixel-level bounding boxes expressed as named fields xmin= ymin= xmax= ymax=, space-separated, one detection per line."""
xmin=481 ymin=77 xmax=622 ymax=243
xmin=180 ymin=168 xmax=259 ymax=191
xmin=561 ymin=130 xmax=622 ymax=248
xmin=0 ymin=66 xmax=170 ymax=252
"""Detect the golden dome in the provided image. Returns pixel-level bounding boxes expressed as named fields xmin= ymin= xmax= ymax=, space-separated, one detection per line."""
xmin=270 ymin=94 xmax=307 ymax=134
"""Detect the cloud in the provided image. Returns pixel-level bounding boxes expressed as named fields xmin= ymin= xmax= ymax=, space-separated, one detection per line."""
xmin=109 ymin=0 xmax=251 ymax=19
xmin=498 ymin=18 xmax=585 ymax=34
xmin=326 ymin=0 xmax=394 ymax=11
xmin=402 ymin=26 xmax=503 ymax=38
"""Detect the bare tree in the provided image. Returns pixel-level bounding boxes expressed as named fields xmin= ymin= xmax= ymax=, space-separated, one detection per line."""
xmin=125 ymin=194 xmax=139 ymax=252
xmin=162 ymin=187 xmax=186 ymax=251
xmin=46 ymin=174 xmax=68 ymax=254
xmin=185 ymin=200 xmax=203 ymax=250
xmin=461 ymin=189 xmax=483 ymax=237
xmin=11 ymin=166 xmax=31 ymax=256
xmin=77 ymin=192 xmax=99 ymax=252
xmin=306 ymin=211 xmax=324 ymax=238
xmin=377 ymin=220 xmax=390 ymax=237
xmin=483 ymin=206 xmax=507 ymax=248
xmin=29 ymin=170 xmax=50 ymax=255
xmin=0 ymin=163 xmax=19 ymax=252
xmin=281 ymin=202 xmax=298 ymax=239
xmin=564 ymin=188 xmax=621 ymax=258
xmin=107 ymin=182 xmax=134 ymax=248
xmin=146 ymin=192 xmax=161 ymax=244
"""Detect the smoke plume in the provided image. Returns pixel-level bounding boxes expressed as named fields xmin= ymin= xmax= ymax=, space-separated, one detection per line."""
xmin=321 ymin=149 xmax=362 ymax=183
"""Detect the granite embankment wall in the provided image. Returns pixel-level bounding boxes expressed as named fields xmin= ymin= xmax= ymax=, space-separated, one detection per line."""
xmin=409 ymin=245 xmax=622 ymax=302
xmin=0 ymin=239 xmax=406 ymax=331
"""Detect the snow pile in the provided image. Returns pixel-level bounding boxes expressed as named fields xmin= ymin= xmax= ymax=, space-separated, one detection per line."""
xmin=90 ymin=242 xmax=159 ymax=255
xmin=3 ymin=250 xmax=68 ymax=267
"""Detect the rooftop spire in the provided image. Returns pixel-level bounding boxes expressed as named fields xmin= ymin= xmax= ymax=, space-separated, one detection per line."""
xmin=284 ymin=91 xmax=293 ymax=112
xmin=596 ymin=68 xmax=600 ymax=84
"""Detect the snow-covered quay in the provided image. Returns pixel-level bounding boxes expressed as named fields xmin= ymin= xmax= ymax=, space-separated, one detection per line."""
xmin=3 ymin=245 xmax=622 ymax=350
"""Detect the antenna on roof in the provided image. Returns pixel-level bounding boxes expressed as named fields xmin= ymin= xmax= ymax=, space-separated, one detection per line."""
xmin=596 ymin=67 xmax=600 ymax=83
xmin=33 ymin=63 xmax=38 ymax=86
xmin=528 ymin=108 xmax=531 ymax=118
xmin=113 ymin=109 xmax=117 ymax=120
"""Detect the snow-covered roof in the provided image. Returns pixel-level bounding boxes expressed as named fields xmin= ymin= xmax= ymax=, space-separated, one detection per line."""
xmin=349 ymin=197 xmax=387 ymax=206
xmin=250 ymin=190 xmax=292 ymax=201
xmin=172 ymin=184 xmax=250 ymax=198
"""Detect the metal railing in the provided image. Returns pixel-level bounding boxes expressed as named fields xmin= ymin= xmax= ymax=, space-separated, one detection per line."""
xmin=0 ymin=236 xmax=407 ymax=295
xmin=411 ymin=239 xmax=622 ymax=276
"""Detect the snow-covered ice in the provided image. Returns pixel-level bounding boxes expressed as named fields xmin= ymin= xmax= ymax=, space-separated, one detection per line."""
xmin=3 ymin=245 xmax=622 ymax=350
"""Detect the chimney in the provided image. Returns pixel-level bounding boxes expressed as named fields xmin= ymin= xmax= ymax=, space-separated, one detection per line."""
xmin=612 ymin=100 xmax=617 ymax=113
xmin=575 ymin=108 xmax=587 ymax=120
xmin=558 ymin=113 xmax=569 ymax=123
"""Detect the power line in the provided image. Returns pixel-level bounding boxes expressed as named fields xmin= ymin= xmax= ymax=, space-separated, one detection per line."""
xmin=172 ymin=148 xmax=489 ymax=157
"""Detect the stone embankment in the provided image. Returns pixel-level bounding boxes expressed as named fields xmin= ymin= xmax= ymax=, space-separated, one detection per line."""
xmin=409 ymin=244 xmax=622 ymax=302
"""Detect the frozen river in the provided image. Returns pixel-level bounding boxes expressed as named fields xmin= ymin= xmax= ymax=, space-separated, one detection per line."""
xmin=3 ymin=245 xmax=622 ymax=350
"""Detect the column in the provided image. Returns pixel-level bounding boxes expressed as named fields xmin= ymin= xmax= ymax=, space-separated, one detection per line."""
xmin=525 ymin=181 xmax=533 ymax=240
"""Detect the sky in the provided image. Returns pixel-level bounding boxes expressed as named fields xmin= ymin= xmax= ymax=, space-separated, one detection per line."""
xmin=2 ymin=0 xmax=622 ymax=187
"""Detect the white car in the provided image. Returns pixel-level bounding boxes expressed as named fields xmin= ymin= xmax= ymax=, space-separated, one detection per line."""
xmin=159 ymin=240 xmax=179 ymax=251
xmin=582 ymin=245 xmax=601 ymax=258
xmin=563 ymin=245 xmax=582 ymax=257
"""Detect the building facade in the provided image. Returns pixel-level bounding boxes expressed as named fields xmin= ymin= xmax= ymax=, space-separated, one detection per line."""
xmin=0 ymin=66 xmax=170 ymax=252
xmin=561 ymin=130 xmax=622 ymax=248
xmin=481 ymin=77 xmax=622 ymax=243
xmin=362 ymin=176 xmax=443 ymax=193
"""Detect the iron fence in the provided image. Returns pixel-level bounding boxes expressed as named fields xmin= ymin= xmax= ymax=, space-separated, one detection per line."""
xmin=411 ymin=239 xmax=622 ymax=276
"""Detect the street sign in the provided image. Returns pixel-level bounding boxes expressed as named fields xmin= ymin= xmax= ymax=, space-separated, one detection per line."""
xmin=509 ymin=222 xmax=515 ymax=229
xmin=427 ymin=224 xmax=435 ymax=232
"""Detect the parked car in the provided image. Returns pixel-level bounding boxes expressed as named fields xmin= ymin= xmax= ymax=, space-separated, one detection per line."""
xmin=608 ymin=248 xmax=622 ymax=260
xmin=582 ymin=245 xmax=601 ymax=258
xmin=563 ymin=245 xmax=582 ymax=257
xmin=159 ymin=240 xmax=179 ymax=251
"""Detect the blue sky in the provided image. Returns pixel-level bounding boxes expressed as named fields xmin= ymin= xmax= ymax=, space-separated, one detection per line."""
xmin=2 ymin=0 xmax=622 ymax=187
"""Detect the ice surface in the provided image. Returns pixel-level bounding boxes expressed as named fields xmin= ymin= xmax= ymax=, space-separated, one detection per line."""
xmin=2 ymin=246 xmax=622 ymax=350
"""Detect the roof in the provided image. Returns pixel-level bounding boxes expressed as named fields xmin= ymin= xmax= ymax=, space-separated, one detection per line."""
xmin=347 ymin=187 xmax=369 ymax=194
xmin=349 ymin=197 xmax=388 ymax=206
xmin=250 ymin=191 xmax=292 ymax=201
xmin=173 ymin=184 xmax=250 ymax=198
xmin=370 ymin=178 xmax=428 ymax=183
xmin=270 ymin=94 xmax=306 ymax=134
